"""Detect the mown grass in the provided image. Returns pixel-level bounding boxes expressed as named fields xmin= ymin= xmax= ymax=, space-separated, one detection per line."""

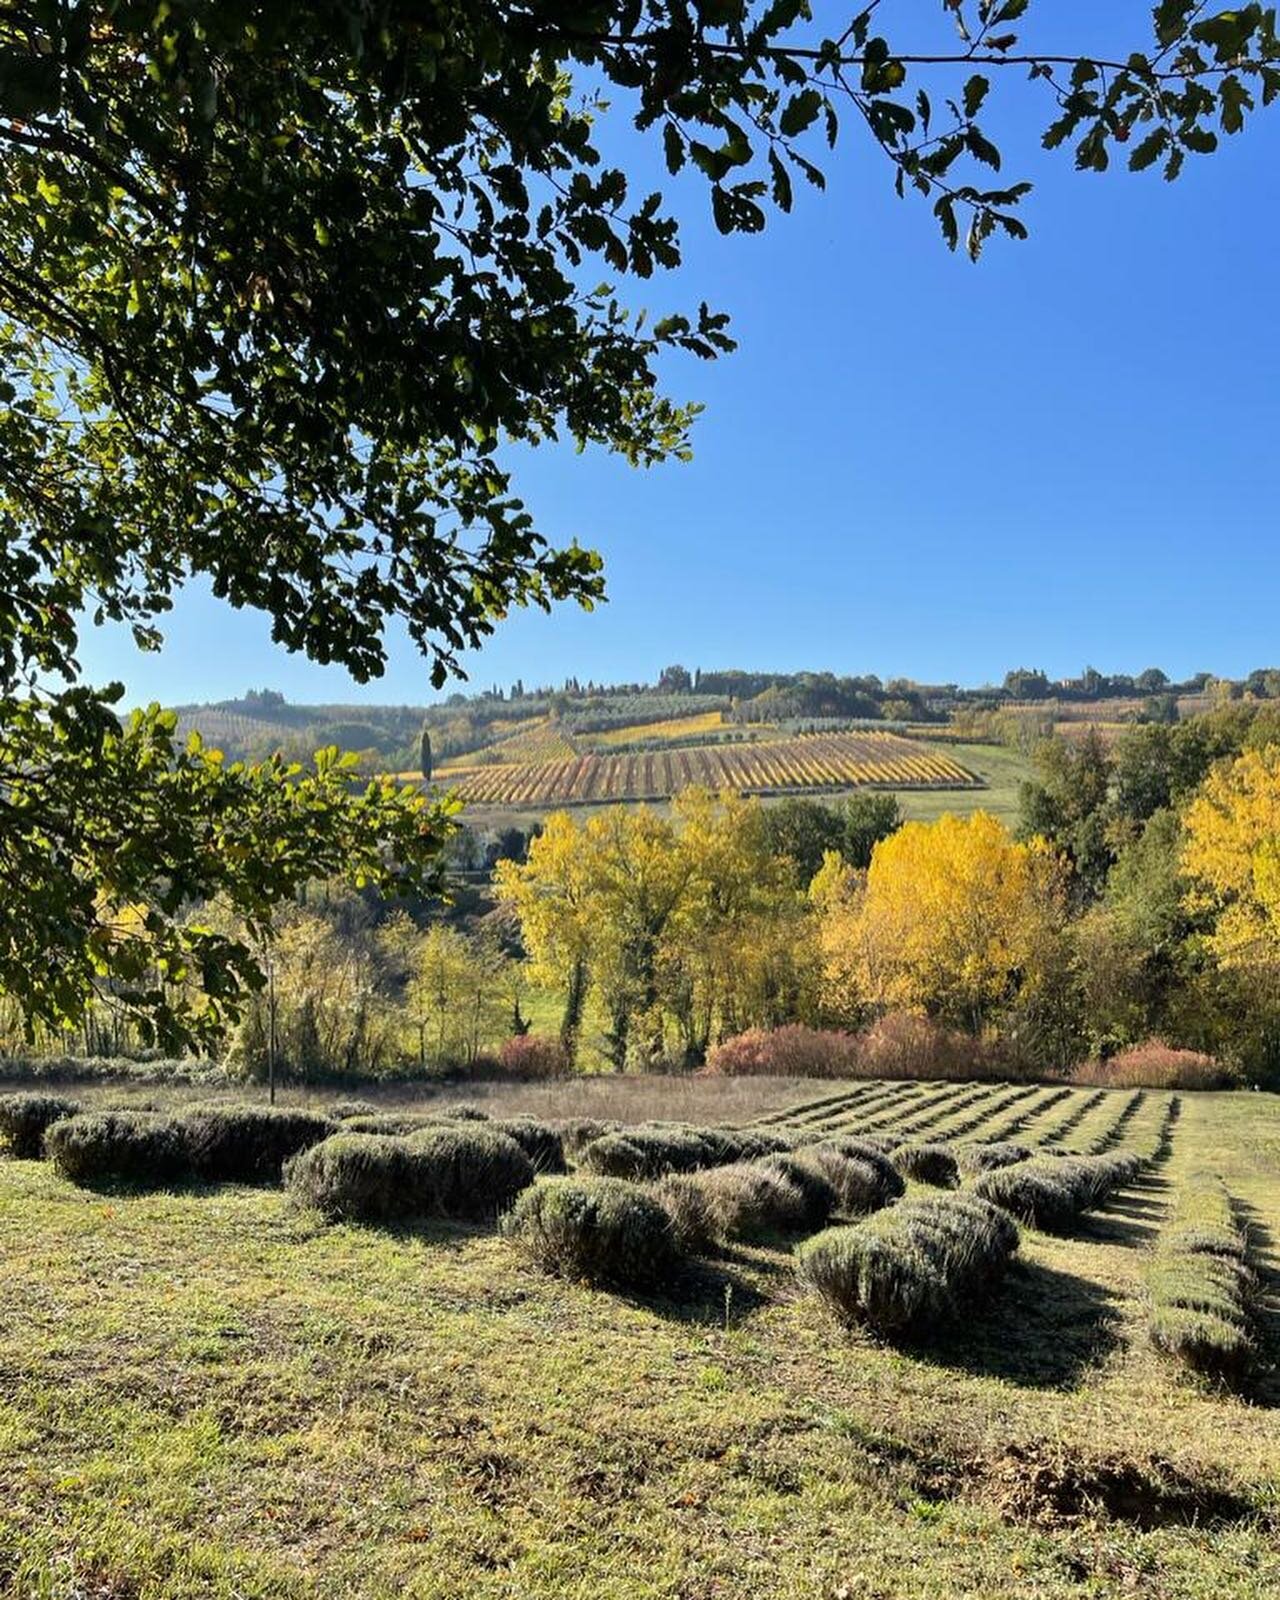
xmin=891 ymin=740 xmax=1032 ymax=826
xmin=0 ymin=1092 xmax=1277 ymax=1598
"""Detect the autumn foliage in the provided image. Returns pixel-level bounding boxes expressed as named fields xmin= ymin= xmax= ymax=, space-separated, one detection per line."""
xmin=813 ymin=812 xmax=1065 ymax=1033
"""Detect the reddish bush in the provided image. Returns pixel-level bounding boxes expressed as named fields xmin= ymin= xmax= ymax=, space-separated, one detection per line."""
xmin=703 ymin=1025 xmax=862 ymax=1079
xmin=1069 ymin=1041 xmax=1235 ymax=1091
xmin=704 ymin=1015 xmax=1020 ymax=1083
xmin=495 ymin=1034 xmax=571 ymax=1081
xmin=857 ymin=1013 xmax=1020 ymax=1082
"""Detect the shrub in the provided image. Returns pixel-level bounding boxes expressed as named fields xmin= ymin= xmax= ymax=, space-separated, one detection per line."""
xmin=974 ymin=1152 xmax=1142 ymax=1232
xmin=703 ymin=1024 xmax=862 ymax=1078
xmin=496 ymin=1034 xmax=571 ymax=1080
xmin=0 ymin=1054 xmax=227 ymax=1087
xmin=556 ymin=1117 xmax=617 ymax=1158
xmin=1146 ymin=1171 xmax=1256 ymax=1378
xmin=1069 ymin=1041 xmax=1235 ymax=1091
xmin=796 ymin=1193 xmax=1019 ymax=1334
xmin=403 ymin=1124 xmax=535 ymax=1219
xmin=576 ymin=1122 xmax=791 ymax=1182
xmin=0 ymin=1092 xmax=81 ymax=1159
xmin=956 ymin=1141 xmax=1032 ymax=1175
xmin=329 ymin=1099 xmax=379 ymax=1121
xmin=704 ymin=1127 xmax=793 ymax=1162
xmin=820 ymin=1137 xmax=906 ymax=1201
xmin=45 ymin=1111 xmax=192 ymax=1188
xmin=852 ymin=1012 xmax=1019 ymax=1083
xmin=284 ymin=1133 xmax=423 ymax=1222
xmin=493 ymin=1117 xmax=567 ymax=1174
xmin=176 ymin=1105 xmax=335 ymax=1184
xmin=287 ymin=1126 xmax=534 ymax=1223
xmin=793 ymin=1145 xmax=897 ymax=1216
xmin=504 ymin=1177 xmax=681 ymax=1289
xmin=576 ymin=1132 xmax=652 ymax=1181
xmin=689 ymin=1161 xmax=811 ymax=1242
xmin=577 ymin=1126 xmax=710 ymax=1181
xmin=1148 ymin=1305 xmax=1254 ymax=1376
xmin=437 ymin=1104 xmax=490 ymax=1122
xmin=650 ymin=1173 xmax=718 ymax=1253
xmin=342 ymin=1112 xmax=439 ymax=1136
xmin=892 ymin=1143 xmax=960 ymax=1189
xmin=758 ymin=1153 xmax=836 ymax=1230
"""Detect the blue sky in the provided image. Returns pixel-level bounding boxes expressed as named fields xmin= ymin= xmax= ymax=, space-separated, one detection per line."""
xmin=81 ymin=16 xmax=1280 ymax=707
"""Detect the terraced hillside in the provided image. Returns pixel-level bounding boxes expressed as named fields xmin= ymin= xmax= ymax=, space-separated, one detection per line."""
xmin=436 ymin=728 xmax=980 ymax=806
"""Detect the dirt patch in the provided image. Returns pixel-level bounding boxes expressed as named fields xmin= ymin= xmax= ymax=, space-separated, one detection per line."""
xmin=978 ymin=1440 xmax=1261 ymax=1529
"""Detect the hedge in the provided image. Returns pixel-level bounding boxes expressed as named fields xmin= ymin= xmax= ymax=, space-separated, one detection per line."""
xmin=793 ymin=1144 xmax=898 ymax=1216
xmin=0 ymin=1092 xmax=81 ymax=1159
xmin=287 ymin=1125 xmax=534 ymax=1223
xmin=796 ymin=1192 xmax=1019 ymax=1335
xmin=576 ymin=1123 xmax=790 ymax=1182
xmin=973 ymin=1151 xmax=1143 ymax=1232
xmin=493 ymin=1117 xmax=567 ymax=1174
xmin=177 ymin=1105 xmax=335 ymax=1184
xmin=45 ymin=1111 xmax=192 ymax=1188
xmin=956 ymin=1141 xmax=1032 ymax=1175
xmin=504 ymin=1177 xmax=682 ymax=1290
xmin=892 ymin=1143 xmax=960 ymax=1189
xmin=1146 ymin=1171 xmax=1255 ymax=1378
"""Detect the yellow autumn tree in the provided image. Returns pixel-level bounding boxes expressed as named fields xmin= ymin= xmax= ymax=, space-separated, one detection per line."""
xmin=493 ymin=810 xmax=596 ymax=1060
xmin=496 ymin=791 xmax=817 ymax=1068
xmin=808 ymin=849 xmax=870 ymax=1023
xmin=820 ymin=811 xmax=1063 ymax=1031
xmin=1182 ymin=746 xmax=1280 ymax=967
xmin=664 ymin=789 xmax=818 ymax=1057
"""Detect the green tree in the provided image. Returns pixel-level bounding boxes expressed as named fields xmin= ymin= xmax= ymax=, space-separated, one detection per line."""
xmin=837 ymin=793 xmax=904 ymax=871
xmin=5 ymin=1 xmax=1278 ymax=1046
xmin=1002 ymin=668 xmax=1050 ymax=700
xmin=759 ymin=798 xmax=847 ymax=886
xmin=1018 ymin=730 xmax=1113 ymax=902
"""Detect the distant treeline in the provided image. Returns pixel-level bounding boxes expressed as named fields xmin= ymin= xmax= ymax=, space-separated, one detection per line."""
xmin=171 ymin=664 xmax=1280 ymax=769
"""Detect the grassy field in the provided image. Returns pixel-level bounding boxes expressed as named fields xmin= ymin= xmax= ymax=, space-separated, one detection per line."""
xmin=1 ymin=1082 xmax=1276 ymax=1598
xmin=891 ymin=740 xmax=1032 ymax=826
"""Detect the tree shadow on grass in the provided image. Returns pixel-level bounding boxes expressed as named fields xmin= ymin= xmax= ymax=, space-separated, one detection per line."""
xmin=625 ymin=1251 xmax=776 ymax=1327
xmin=911 ymin=1256 xmax=1122 ymax=1390
xmin=1234 ymin=1200 xmax=1280 ymax=1408
xmin=1075 ymin=1176 xmax=1168 ymax=1249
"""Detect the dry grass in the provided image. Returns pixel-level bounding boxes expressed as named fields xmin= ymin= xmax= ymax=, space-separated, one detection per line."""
xmin=62 ymin=1073 xmax=824 ymax=1129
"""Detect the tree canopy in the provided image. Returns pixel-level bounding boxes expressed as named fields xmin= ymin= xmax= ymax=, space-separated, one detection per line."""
xmin=4 ymin=0 xmax=1278 ymax=1047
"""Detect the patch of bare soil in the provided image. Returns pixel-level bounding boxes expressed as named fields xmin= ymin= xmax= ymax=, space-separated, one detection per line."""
xmin=977 ymin=1440 xmax=1261 ymax=1530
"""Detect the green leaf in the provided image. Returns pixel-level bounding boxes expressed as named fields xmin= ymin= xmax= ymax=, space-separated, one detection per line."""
xmin=1128 ymin=126 xmax=1170 ymax=171
xmin=768 ymin=148 xmax=793 ymax=211
xmin=663 ymin=122 xmax=685 ymax=175
xmin=963 ymin=75 xmax=990 ymax=119
xmin=779 ymin=88 xmax=823 ymax=137
xmin=934 ymin=193 xmax=959 ymax=251
xmin=1219 ymin=74 xmax=1254 ymax=133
